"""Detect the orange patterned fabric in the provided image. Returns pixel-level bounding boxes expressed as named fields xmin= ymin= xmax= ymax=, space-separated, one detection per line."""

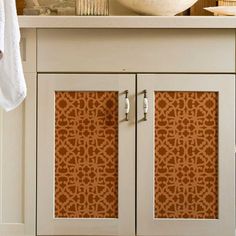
xmin=55 ymin=91 xmax=118 ymax=218
xmin=155 ymin=92 xmax=218 ymax=219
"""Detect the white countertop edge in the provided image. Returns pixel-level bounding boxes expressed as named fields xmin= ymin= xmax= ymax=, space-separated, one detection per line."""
xmin=18 ymin=15 xmax=236 ymax=29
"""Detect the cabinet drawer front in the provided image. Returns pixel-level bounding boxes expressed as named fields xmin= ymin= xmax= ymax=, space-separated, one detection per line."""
xmin=37 ymin=29 xmax=235 ymax=73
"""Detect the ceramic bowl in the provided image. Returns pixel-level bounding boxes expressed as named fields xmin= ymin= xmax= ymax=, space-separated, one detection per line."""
xmin=117 ymin=0 xmax=198 ymax=16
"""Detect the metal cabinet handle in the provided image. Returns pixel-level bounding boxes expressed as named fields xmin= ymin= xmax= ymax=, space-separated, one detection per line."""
xmin=143 ymin=90 xmax=148 ymax=121
xmin=125 ymin=90 xmax=130 ymax=121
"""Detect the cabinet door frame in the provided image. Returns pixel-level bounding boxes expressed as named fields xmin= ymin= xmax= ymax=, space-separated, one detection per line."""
xmin=0 ymin=73 xmax=36 ymax=236
xmin=37 ymin=74 xmax=135 ymax=236
xmin=137 ymin=74 xmax=235 ymax=236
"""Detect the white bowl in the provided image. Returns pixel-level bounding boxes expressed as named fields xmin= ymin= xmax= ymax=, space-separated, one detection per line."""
xmin=117 ymin=0 xmax=198 ymax=16
xmin=205 ymin=6 xmax=236 ymax=16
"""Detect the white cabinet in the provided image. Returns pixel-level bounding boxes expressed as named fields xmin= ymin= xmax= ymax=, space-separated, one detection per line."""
xmin=1 ymin=27 xmax=235 ymax=236
xmin=37 ymin=74 xmax=135 ymax=236
xmin=0 ymin=73 xmax=36 ymax=236
xmin=36 ymin=73 xmax=235 ymax=236
xmin=137 ymin=74 xmax=235 ymax=236
xmin=33 ymin=29 xmax=236 ymax=236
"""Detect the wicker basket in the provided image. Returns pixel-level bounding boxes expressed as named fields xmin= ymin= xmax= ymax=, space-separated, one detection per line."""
xmin=218 ymin=0 xmax=236 ymax=5
xmin=76 ymin=0 xmax=109 ymax=16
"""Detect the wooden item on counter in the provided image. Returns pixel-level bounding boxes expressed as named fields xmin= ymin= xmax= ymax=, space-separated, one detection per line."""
xmin=190 ymin=0 xmax=218 ymax=15
xmin=218 ymin=0 xmax=236 ymax=6
xmin=178 ymin=9 xmax=191 ymax=15
xmin=16 ymin=0 xmax=25 ymax=15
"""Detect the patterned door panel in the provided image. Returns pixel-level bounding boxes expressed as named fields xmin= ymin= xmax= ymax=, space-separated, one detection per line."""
xmin=55 ymin=91 xmax=118 ymax=218
xmin=155 ymin=92 xmax=218 ymax=219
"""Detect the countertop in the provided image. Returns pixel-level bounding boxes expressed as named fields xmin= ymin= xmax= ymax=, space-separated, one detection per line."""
xmin=18 ymin=15 xmax=236 ymax=29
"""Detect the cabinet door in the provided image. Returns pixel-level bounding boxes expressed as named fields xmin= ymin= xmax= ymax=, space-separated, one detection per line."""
xmin=137 ymin=74 xmax=235 ymax=236
xmin=37 ymin=74 xmax=135 ymax=236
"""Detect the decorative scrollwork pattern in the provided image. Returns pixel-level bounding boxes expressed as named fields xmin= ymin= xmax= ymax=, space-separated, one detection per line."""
xmin=155 ymin=92 xmax=218 ymax=219
xmin=55 ymin=91 xmax=118 ymax=218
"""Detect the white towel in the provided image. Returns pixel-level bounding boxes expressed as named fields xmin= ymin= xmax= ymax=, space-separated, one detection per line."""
xmin=0 ymin=0 xmax=4 ymax=60
xmin=0 ymin=0 xmax=26 ymax=111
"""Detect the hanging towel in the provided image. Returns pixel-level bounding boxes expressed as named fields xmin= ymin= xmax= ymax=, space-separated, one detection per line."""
xmin=0 ymin=0 xmax=4 ymax=60
xmin=0 ymin=0 xmax=26 ymax=111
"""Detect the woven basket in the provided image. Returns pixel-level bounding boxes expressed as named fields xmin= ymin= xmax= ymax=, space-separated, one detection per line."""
xmin=218 ymin=0 xmax=236 ymax=5
xmin=75 ymin=0 xmax=109 ymax=16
